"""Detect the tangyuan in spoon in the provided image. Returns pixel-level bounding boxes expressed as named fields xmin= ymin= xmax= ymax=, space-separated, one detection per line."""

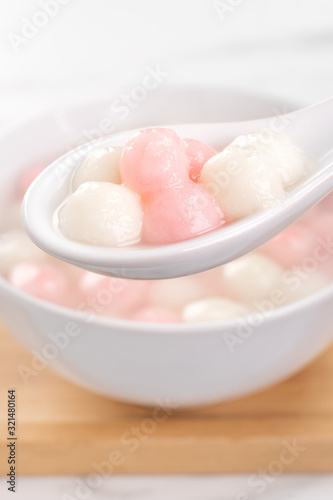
xmin=22 ymin=98 xmax=333 ymax=279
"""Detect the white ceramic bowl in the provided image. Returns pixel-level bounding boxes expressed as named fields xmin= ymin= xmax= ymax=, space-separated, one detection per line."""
xmin=1 ymin=86 xmax=332 ymax=408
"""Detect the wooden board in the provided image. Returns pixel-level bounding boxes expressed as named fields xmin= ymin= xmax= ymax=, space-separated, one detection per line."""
xmin=0 ymin=323 xmax=333 ymax=475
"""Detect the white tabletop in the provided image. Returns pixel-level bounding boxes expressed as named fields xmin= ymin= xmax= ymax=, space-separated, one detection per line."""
xmin=1 ymin=475 xmax=333 ymax=499
xmin=1 ymin=0 xmax=333 ymax=497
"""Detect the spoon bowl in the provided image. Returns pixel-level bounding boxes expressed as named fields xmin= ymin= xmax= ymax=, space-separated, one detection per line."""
xmin=22 ymin=98 xmax=333 ymax=279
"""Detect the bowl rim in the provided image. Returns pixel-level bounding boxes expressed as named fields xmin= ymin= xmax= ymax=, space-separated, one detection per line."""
xmin=1 ymin=270 xmax=332 ymax=335
xmin=0 ymin=87 xmax=332 ymax=335
xmin=0 ymin=82 xmax=304 ymax=144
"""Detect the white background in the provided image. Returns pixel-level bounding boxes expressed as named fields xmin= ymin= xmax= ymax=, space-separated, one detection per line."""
xmin=0 ymin=0 xmax=333 ymax=121
xmin=0 ymin=0 xmax=333 ymax=497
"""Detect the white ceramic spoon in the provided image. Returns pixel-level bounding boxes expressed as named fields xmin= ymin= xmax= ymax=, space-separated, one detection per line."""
xmin=22 ymin=97 xmax=333 ymax=279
